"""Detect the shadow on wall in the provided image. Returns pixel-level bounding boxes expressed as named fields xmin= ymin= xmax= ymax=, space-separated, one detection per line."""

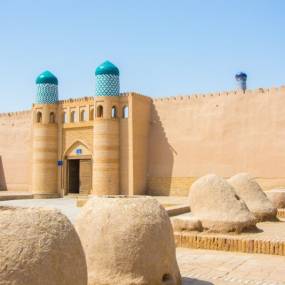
xmin=147 ymin=105 xmax=176 ymax=196
xmin=0 ymin=156 xmax=7 ymax=190
xmin=182 ymin=277 xmax=214 ymax=285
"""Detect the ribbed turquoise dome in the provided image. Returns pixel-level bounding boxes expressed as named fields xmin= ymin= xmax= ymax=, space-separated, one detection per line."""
xmin=36 ymin=70 xmax=58 ymax=85
xmin=35 ymin=70 xmax=58 ymax=104
xmin=95 ymin=60 xmax=120 ymax=96
xmin=95 ymin=61 xmax=120 ymax=76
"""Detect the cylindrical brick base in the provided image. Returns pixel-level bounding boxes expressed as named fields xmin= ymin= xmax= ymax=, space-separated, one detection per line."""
xmin=92 ymin=119 xmax=120 ymax=195
xmin=31 ymin=105 xmax=58 ymax=197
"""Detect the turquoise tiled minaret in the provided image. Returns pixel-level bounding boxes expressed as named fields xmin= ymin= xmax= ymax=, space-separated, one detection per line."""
xmin=95 ymin=61 xmax=120 ymax=96
xmin=35 ymin=71 xmax=58 ymax=104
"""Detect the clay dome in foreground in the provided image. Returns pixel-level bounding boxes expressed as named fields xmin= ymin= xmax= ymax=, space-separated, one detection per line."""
xmin=266 ymin=188 xmax=285 ymax=209
xmin=0 ymin=206 xmax=87 ymax=285
xmin=228 ymin=173 xmax=277 ymax=221
xmin=189 ymin=174 xmax=256 ymax=233
xmin=76 ymin=196 xmax=181 ymax=285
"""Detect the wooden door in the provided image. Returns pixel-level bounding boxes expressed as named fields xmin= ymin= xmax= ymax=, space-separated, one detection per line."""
xmin=79 ymin=159 xmax=92 ymax=194
xmin=68 ymin=160 xmax=80 ymax=194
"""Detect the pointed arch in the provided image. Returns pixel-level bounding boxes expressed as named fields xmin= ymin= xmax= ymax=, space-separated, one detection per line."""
xmin=49 ymin=112 xmax=55 ymax=123
xmin=62 ymin=111 xmax=67 ymax=123
xmin=80 ymin=110 xmax=87 ymax=121
xmin=122 ymin=105 xmax=129 ymax=118
xmin=111 ymin=106 xmax=117 ymax=118
xmin=36 ymin=111 xmax=42 ymax=123
xmin=63 ymin=140 xmax=92 ymax=158
xmin=96 ymin=105 xmax=103 ymax=118
xmin=70 ymin=111 xmax=76 ymax=122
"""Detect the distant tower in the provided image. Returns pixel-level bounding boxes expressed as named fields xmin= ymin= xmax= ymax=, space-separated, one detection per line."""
xmin=93 ymin=61 xmax=120 ymax=195
xmin=235 ymin=72 xmax=247 ymax=92
xmin=31 ymin=71 xmax=59 ymax=198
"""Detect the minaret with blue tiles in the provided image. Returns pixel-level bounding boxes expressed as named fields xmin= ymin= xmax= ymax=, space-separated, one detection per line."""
xmin=95 ymin=61 xmax=120 ymax=96
xmin=32 ymin=70 xmax=59 ymax=198
xmin=35 ymin=70 xmax=59 ymax=103
xmin=93 ymin=60 xmax=121 ymax=195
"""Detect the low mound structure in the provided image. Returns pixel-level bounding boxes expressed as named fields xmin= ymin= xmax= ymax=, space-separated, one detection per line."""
xmin=228 ymin=173 xmax=277 ymax=221
xmin=189 ymin=174 xmax=256 ymax=233
xmin=265 ymin=188 xmax=285 ymax=209
xmin=0 ymin=206 xmax=87 ymax=285
xmin=172 ymin=215 xmax=202 ymax=232
xmin=76 ymin=196 xmax=181 ymax=285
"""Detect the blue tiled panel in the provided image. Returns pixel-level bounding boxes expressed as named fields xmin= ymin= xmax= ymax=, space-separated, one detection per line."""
xmin=96 ymin=74 xmax=120 ymax=96
xmin=36 ymin=84 xmax=58 ymax=104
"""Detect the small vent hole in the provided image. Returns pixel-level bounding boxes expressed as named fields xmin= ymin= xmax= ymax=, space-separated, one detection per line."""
xmin=162 ymin=273 xmax=173 ymax=284
xmin=235 ymin=194 xmax=240 ymax=200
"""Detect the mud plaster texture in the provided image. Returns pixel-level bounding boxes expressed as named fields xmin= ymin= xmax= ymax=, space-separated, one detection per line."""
xmin=265 ymin=188 xmax=285 ymax=209
xmin=0 ymin=206 xmax=87 ymax=285
xmin=189 ymin=174 xmax=256 ymax=233
xmin=76 ymin=196 xmax=181 ymax=285
xmin=228 ymin=173 xmax=277 ymax=221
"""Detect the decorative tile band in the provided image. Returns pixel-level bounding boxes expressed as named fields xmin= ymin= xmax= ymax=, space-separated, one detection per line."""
xmin=36 ymin=84 xmax=58 ymax=104
xmin=96 ymin=74 xmax=120 ymax=96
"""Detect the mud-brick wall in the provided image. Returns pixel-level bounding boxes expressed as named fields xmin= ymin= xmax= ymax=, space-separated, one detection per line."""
xmin=130 ymin=94 xmax=152 ymax=195
xmin=148 ymin=87 xmax=285 ymax=196
xmin=0 ymin=111 xmax=32 ymax=191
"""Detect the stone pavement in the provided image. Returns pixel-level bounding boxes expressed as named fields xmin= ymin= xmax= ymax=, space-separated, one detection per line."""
xmin=178 ymin=248 xmax=285 ymax=285
xmin=0 ymin=198 xmax=80 ymax=223
xmin=0 ymin=196 xmax=190 ymax=222
xmin=173 ymin=212 xmax=285 ymax=256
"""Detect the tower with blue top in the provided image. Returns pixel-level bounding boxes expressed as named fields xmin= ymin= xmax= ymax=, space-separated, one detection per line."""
xmin=235 ymin=72 xmax=247 ymax=92
xmin=32 ymin=70 xmax=59 ymax=198
xmin=35 ymin=70 xmax=58 ymax=103
xmin=93 ymin=60 xmax=121 ymax=196
xmin=95 ymin=61 xmax=120 ymax=96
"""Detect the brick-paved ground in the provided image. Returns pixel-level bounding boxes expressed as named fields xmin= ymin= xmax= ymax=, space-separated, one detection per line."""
xmin=173 ymin=212 xmax=285 ymax=242
xmin=178 ymin=248 xmax=285 ymax=285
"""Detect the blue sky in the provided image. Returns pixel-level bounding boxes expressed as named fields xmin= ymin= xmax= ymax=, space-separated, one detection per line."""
xmin=0 ymin=0 xmax=284 ymax=112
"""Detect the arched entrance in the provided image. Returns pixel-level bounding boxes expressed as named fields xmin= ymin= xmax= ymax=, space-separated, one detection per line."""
xmin=63 ymin=141 xmax=92 ymax=195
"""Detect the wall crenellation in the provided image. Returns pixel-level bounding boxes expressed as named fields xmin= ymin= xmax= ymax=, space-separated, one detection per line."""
xmin=120 ymin=92 xmax=153 ymax=101
xmin=1 ymin=86 xmax=284 ymax=116
xmin=0 ymin=110 xmax=31 ymax=119
xmin=153 ymin=85 xmax=285 ymax=104
xmin=59 ymin=96 xmax=94 ymax=104
xmin=57 ymin=92 xmax=151 ymax=103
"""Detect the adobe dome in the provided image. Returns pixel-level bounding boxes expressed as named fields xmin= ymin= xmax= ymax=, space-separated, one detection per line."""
xmin=36 ymin=70 xmax=58 ymax=85
xmin=228 ymin=173 xmax=277 ymax=221
xmin=76 ymin=196 xmax=181 ymax=285
xmin=0 ymin=206 xmax=87 ymax=285
xmin=189 ymin=174 xmax=256 ymax=233
xmin=265 ymin=188 xmax=285 ymax=209
xmin=172 ymin=215 xmax=202 ymax=232
xmin=95 ymin=60 xmax=120 ymax=76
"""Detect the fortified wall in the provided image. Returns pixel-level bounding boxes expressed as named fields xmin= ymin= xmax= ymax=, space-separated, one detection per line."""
xmin=148 ymin=86 xmax=285 ymax=196
xmin=0 ymin=110 xmax=32 ymax=191
xmin=0 ymin=61 xmax=284 ymax=197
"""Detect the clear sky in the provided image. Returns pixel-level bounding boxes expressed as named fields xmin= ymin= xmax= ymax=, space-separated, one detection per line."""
xmin=0 ymin=0 xmax=284 ymax=112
